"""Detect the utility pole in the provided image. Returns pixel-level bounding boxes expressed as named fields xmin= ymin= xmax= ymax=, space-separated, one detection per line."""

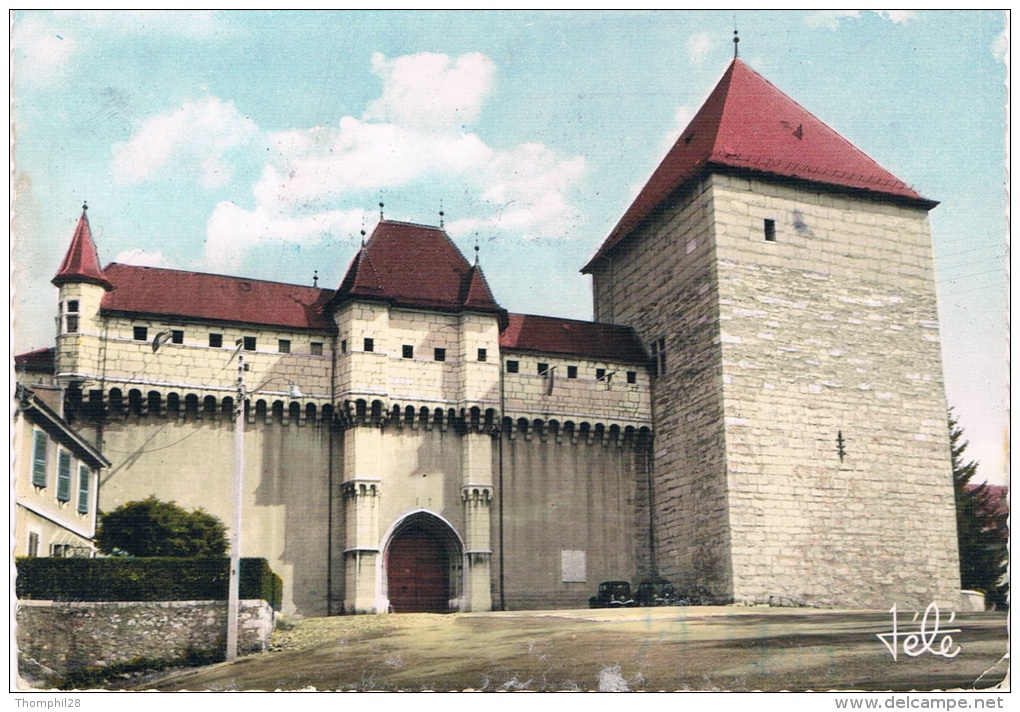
xmin=226 ymin=346 xmax=245 ymax=661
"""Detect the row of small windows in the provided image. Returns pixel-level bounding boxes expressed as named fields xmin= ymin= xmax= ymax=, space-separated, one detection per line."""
xmin=504 ymin=360 xmax=638 ymax=384
xmin=341 ymin=339 xmax=487 ymax=364
xmin=131 ymin=327 xmax=323 ymax=355
xmin=31 ymin=429 xmax=90 ymax=514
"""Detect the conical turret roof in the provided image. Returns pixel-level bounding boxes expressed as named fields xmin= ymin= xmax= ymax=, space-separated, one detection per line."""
xmin=52 ymin=205 xmax=113 ymax=290
xmin=584 ymin=59 xmax=935 ymax=270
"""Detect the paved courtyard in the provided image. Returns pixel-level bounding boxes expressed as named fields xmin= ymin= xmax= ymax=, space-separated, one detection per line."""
xmin=144 ymin=606 xmax=1009 ymax=692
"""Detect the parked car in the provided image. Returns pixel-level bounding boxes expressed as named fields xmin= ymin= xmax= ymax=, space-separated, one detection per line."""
xmin=589 ymin=580 xmax=635 ymax=608
xmin=634 ymin=578 xmax=680 ymax=607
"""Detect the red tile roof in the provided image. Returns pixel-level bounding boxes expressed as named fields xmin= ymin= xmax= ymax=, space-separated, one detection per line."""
xmin=583 ymin=59 xmax=936 ymax=271
xmin=52 ymin=206 xmax=113 ymax=290
xmin=499 ymin=313 xmax=647 ymax=364
xmin=330 ymin=221 xmax=505 ymax=318
xmin=100 ymin=263 xmax=335 ymax=331
xmin=14 ymin=347 xmax=55 ymax=371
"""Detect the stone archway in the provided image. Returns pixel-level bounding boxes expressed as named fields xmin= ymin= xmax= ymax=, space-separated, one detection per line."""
xmin=385 ymin=513 xmax=463 ymax=613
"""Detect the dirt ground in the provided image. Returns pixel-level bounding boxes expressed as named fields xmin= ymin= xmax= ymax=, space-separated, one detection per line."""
xmin=142 ymin=607 xmax=1008 ymax=692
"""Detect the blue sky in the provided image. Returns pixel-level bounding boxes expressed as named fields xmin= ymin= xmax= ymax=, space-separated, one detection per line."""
xmin=12 ymin=10 xmax=1008 ymax=484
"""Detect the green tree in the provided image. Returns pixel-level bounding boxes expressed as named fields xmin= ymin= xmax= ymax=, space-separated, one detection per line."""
xmin=950 ymin=412 xmax=1008 ymax=608
xmin=96 ymin=496 xmax=229 ymax=558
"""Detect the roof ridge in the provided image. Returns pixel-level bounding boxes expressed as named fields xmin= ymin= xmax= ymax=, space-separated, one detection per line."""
xmin=105 ymin=262 xmax=330 ymax=292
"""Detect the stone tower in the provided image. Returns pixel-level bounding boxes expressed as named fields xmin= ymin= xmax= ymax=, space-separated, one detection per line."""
xmin=583 ymin=59 xmax=961 ymax=608
xmin=51 ymin=204 xmax=113 ymax=394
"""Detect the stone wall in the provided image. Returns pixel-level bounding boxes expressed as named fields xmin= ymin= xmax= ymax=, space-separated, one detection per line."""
xmin=591 ymin=175 xmax=734 ymax=598
xmin=590 ymin=171 xmax=961 ymax=608
xmin=16 ymin=599 xmax=274 ymax=678
xmin=711 ymin=174 xmax=959 ymax=608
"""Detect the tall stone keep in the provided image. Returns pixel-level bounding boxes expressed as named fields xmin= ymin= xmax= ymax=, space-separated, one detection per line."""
xmin=583 ymin=58 xmax=961 ymax=608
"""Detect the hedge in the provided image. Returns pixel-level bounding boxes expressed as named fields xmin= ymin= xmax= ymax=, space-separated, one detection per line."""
xmin=15 ymin=557 xmax=282 ymax=611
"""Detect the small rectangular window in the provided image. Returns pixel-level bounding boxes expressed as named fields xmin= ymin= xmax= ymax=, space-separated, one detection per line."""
xmin=596 ymin=368 xmax=606 ymax=381
xmin=77 ymin=464 xmax=90 ymax=514
xmin=65 ymin=301 xmax=80 ymax=334
xmin=243 ymin=336 xmax=256 ymax=351
xmin=134 ymin=326 xmax=148 ymax=341
xmin=56 ymin=450 xmax=72 ymax=502
xmin=506 ymin=360 xmax=519 ymax=374
xmin=27 ymin=532 xmax=39 ymax=558
xmin=311 ymin=342 xmax=323 ymax=356
xmin=627 ymin=371 xmax=637 ymax=384
xmin=172 ymin=330 xmax=184 ymax=345
xmin=32 ymin=429 xmax=48 ymax=487
xmin=567 ymin=365 xmax=578 ymax=379
xmin=279 ymin=339 xmax=291 ymax=354
xmin=364 ymin=338 xmax=374 ymax=352
xmin=341 ymin=339 xmax=348 ymax=353
xmin=538 ymin=363 xmax=549 ymax=376
xmin=477 ymin=348 xmax=487 ymax=362
xmin=402 ymin=344 xmax=414 ymax=359
xmin=764 ymin=218 xmax=777 ymax=242
xmin=209 ymin=333 xmax=223 ymax=348
xmin=434 ymin=348 xmax=446 ymax=362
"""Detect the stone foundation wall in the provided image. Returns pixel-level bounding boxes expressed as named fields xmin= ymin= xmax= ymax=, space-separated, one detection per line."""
xmin=16 ymin=599 xmax=274 ymax=677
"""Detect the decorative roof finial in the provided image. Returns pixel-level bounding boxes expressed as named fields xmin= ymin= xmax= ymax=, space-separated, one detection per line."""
xmin=313 ymin=269 xmax=318 ymax=287
xmin=474 ymin=243 xmax=479 ymax=266
xmin=82 ymin=201 xmax=88 ymax=213
xmin=379 ymin=201 xmax=384 ymax=221
xmin=733 ymin=26 xmax=739 ymax=59
xmin=439 ymin=200 xmax=445 ymax=229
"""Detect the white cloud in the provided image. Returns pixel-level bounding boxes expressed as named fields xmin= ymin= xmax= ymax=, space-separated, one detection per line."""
xmin=12 ymin=15 xmax=76 ymax=86
xmin=991 ymin=28 xmax=1008 ymax=64
xmin=365 ymin=52 xmax=495 ymax=129
xmin=113 ymin=248 xmax=169 ymax=268
xmin=111 ymin=97 xmax=259 ymax=188
xmin=203 ymin=203 xmax=369 ymax=272
xmin=196 ymin=50 xmax=588 ymax=268
xmin=687 ymin=33 xmax=713 ymax=65
xmin=807 ymin=10 xmax=916 ymax=29
xmin=13 ymin=11 xmax=220 ymax=87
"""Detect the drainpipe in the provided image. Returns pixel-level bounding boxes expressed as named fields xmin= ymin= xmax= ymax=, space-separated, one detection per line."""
xmin=326 ymin=332 xmax=337 ymax=615
xmin=498 ymin=353 xmax=506 ymax=612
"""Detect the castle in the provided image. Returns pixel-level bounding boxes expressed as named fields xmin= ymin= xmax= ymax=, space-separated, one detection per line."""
xmin=20 ymin=58 xmax=962 ymax=615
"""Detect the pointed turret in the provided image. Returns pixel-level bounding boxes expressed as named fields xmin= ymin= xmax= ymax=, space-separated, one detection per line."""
xmin=584 ymin=58 xmax=937 ymax=271
xmin=52 ymin=204 xmax=112 ymax=290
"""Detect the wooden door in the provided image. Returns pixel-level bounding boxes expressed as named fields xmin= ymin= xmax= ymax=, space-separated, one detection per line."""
xmin=387 ymin=522 xmax=449 ymax=613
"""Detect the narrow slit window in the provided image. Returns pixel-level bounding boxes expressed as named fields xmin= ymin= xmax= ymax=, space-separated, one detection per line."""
xmin=477 ymin=348 xmax=487 ymax=362
xmin=506 ymin=360 xmax=519 ymax=374
xmin=171 ymin=330 xmax=184 ymax=344
xmin=133 ymin=326 xmax=148 ymax=341
xmin=764 ymin=218 xmax=777 ymax=242
xmin=434 ymin=348 xmax=446 ymax=362
xmin=341 ymin=339 xmax=347 ymax=353
xmin=363 ymin=338 xmax=374 ymax=352
xmin=567 ymin=365 xmax=578 ymax=379
xmin=209 ymin=333 xmax=223 ymax=348
xmin=243 ymin=336 xmax=257 ymax=351
xmin=402 ymin=345 xmax=414 ymax=359
xmin=627 ymin=371 xmax=637 ymax=384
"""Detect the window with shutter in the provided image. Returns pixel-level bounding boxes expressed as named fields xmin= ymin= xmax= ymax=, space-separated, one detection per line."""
xmin=57 ymin=450 xmax=72 ymax=502
xmin=78 ymin=464 xmax=90 ymax=514
xmin=32 ymin=430 xmax=48 ymax=487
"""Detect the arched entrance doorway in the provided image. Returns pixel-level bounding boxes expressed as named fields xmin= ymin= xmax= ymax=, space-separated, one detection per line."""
xmin=385 ymin=513 xmax=463 ymax=613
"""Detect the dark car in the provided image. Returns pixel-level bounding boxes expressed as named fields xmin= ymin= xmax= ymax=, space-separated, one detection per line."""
xmin=633 ymin=578 xmax=680 ymax=607
xmin=588 ymin=580 xmax=635 ymax=608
